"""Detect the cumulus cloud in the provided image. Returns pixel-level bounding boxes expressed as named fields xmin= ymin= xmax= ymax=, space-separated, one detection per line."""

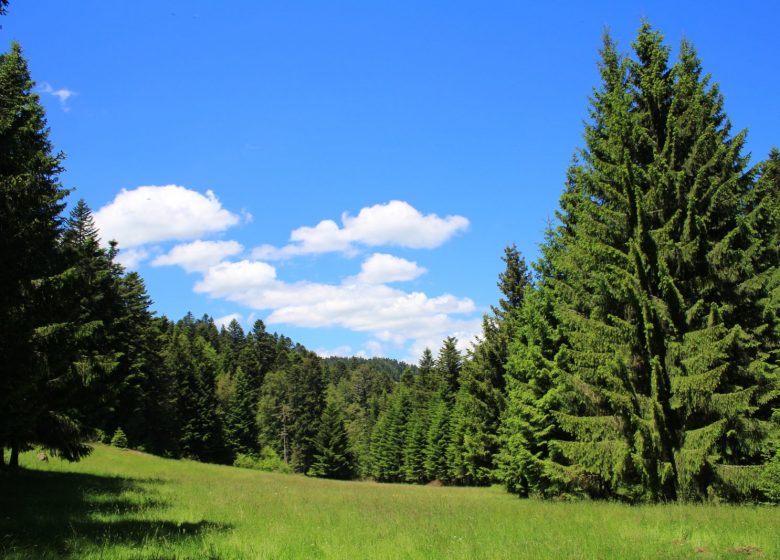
xmin=39 ymin=82 xmax=76 ymax=111
xmin=94 ymin=185 xmax=241 ymax=248
xmin=152 ymin=240 xmax=243 ymax=273
xmin=192 ymin=256 xmax=480 ymax=358
xmin=252 ymin=200 xmax=469 ymax=259
xmin=356 ymin=253 xmax=426 ymax=284
xmin=194 ymin=260 xmax=277 ymax=298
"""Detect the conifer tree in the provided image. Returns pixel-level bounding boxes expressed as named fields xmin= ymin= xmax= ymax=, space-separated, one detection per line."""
xmin=436 ymin=337 xmax=462 ymax=398
xmin=308 ymin=402 xmax=355 ymax=479
xmin=0 ymin=43 xmax=68 ymax=466
xmin=369 ymin=386 xmax=410 ymax=482
xmin=424 ymin=395 xmax=451 ymax=481
xmin=499 ymin=23 xmax=779 ymax=501
xmin=450 ymin=246 xmax=532 ymax=485
xmin=223 ymin=366 xmax=259 ymax=457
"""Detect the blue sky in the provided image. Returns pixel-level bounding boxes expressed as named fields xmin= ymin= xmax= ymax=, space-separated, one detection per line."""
xmin=4 ymin=1 xmax=778 ymax=361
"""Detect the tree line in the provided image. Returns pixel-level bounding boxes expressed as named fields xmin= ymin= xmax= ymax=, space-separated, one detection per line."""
xmin=1 ymin=23 xmax=777 ymax=502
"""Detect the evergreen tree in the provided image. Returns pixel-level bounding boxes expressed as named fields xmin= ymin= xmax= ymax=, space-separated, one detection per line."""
xmin=450 ymin=246 xmax=532 ymax=485
xmin=108 ymin=271 xmax=163 ymax=449
xmin=308 ymin=402 xmax=354 ymax=480
xmin=0 ymin=43 xmax=68 ymax=466
xmin=369 ymin=387 xmax=410 ymax=482
xmin=499 ymin=24 xmax=779 ymax=502
xmin=402 ymin=407 xmax=429 ymax=483
xmin=256 ymin=350 xmax=326 ymax=472
xmin=416 ymin=348 xmax=438 ymax=393
xmin=223 ymin=366 xmax=259 ymax=457
xmin=436 ymin=337 xmax=462 ymax=398
xmin=424 ymin=395 xmax=451 ymax=481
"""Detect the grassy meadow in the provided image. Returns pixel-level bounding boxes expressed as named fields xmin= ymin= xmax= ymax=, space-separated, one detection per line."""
xmin=1 ymin=445 xmax=778 ymax=559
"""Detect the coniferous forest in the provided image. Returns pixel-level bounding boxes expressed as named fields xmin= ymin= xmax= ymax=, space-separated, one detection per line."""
xmin=1 ymin=21 xmax=778 ymax=505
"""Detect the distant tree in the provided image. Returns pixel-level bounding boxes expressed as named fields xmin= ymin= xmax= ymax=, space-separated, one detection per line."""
xmin=308 ymin=402 xmax=355 ymax=480
xmin=424 ymin=395 xmax=451 ymax=481
xmin=436 ymin=337 xmax=462 ymax=398
xmin=223 ymin=366 xmax=259 ymax=457
xmin=370 ymin=387 xmax=410 ymax=482
xmin=256 ymin=350 xmax=326 ymax=473
xmin=449 ymin=246 xmax=532 ymax=485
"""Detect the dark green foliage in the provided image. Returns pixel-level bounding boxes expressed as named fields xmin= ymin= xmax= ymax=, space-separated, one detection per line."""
xmin=499 ymin=24 xmax=779 ymax=502
xmin=256 ymin=349 xmax=326 ymax=472
xmin=402 ymin=408 xmax=429 ymax=483
xmin=308 ymin=402 xmax=355 ymax=480
xmin=423 ymin=396 xmax=451 ymax=481
xmin=328 ymin=363 xmax=393 ymax=477
xmin=223 ymin=367 xmax=258 ymax=456
xmin=369 ymin=387 xmax=411 ymax=482
xmin=449 ymin=247 xmax=532 ymax=485
xmin=0 ymin=42 xmax=68 ymax=465
xmin=436 ymin=336 xmax=462 ymax=397
xmin=164 ymin=327 xmax=226 ymax=462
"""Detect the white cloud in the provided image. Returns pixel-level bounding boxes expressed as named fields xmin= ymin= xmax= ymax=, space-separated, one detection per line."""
xmin=39 ymin=82 xmax=76 ymax=111
xmin=152 ymin=240 xmax=243 ymax=273
xmin=252 ymin=200 xmax=469 ymax=259
xmin=94 ymin=185 xmax=241 ymax=248
xmin=214 ymin=313 xmax=243 ymax=330
xmin=192 ymin=257 xmax=480 ymax=358
xmin=356 ymin=253 xmax=426 ymax=284
xmin=115 ymin=247 xmax=150 ymax=270
xmin=194 ymin=260 xmax=277 ymax=298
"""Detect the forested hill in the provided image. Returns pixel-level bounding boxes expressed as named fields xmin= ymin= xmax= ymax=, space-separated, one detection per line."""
xmin=1 ymin=22 xmax=778 ymax=503
xmin=323 ymin=356 xmax=416 ymax=383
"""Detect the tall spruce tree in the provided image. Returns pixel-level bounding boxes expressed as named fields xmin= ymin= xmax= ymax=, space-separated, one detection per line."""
xmin=0 ymin=43 xmax=83 ymax=466
xmin=499 ymin=23 xmax=779 ymax=502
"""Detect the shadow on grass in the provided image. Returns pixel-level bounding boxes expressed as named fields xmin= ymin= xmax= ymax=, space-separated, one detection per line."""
xmin=0 ymin=468 xmax=228 ymax=557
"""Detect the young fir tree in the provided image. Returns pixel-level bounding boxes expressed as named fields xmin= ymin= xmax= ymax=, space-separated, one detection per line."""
xmin=308 ymin=402 xmax=355 ymax=480
xmin=499 ymin=24 xmax=779 ymax=502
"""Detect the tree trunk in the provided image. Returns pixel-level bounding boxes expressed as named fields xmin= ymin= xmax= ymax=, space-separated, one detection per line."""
xmin=9 ymin=446 xmax=19 ymax=469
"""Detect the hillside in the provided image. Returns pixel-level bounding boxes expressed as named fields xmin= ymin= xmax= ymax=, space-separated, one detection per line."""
xmin=1 ymin=445 xmax=778 ymax=559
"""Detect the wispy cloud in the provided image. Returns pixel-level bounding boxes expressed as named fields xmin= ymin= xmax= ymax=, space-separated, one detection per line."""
xmin=38 ymin=82 xmax=76 ymax=111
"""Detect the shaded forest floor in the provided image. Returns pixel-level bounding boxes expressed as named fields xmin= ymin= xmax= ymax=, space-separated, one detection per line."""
xmin=1 ymin=446 xmax=778 ymax=559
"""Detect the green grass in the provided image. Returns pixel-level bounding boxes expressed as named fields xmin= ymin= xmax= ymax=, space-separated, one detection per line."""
xmin=1 ymin=445 xmax=778 ymax=559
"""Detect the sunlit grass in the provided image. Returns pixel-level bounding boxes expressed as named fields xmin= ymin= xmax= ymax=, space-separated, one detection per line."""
xmin=1 ymin=445 xmax=778 ymax=558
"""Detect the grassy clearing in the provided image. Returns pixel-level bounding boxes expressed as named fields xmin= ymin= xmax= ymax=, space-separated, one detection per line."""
xmin=1 ymin=445 xmax=778 ymax=559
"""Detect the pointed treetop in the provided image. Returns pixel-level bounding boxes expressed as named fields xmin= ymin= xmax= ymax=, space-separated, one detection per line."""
xmin=493 ymin=244 xmax=531 ymax=319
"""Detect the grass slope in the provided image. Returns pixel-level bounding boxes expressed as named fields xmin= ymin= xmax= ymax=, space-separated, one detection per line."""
xmin=1 ymin=445 xmax=778 ymax=559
